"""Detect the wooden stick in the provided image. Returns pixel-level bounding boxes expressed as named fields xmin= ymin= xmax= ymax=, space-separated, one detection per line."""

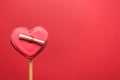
xmin=29 ymin=59 xmax=33 ymax=80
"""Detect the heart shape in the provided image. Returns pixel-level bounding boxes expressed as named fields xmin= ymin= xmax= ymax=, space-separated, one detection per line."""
xmin=10 ymin=26 xmax=48 ymax=59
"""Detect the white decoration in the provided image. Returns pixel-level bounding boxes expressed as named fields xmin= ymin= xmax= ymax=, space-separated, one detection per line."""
xmin=19 ymin=34 xmax=44 ymax=45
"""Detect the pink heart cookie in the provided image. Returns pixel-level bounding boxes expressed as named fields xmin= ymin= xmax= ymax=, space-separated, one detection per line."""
xmin=10 ymin=26 xmax=48 ymax=59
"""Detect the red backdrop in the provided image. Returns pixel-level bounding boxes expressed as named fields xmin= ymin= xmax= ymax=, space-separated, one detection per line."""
xmin=0 ymin=0 xmax=120 ymax=80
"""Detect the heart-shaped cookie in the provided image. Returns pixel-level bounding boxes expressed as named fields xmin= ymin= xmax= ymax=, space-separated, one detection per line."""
xmin=10 ymin=26 xmax=48 ymax=59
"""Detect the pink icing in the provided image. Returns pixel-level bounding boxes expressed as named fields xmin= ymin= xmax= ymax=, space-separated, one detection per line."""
xmin=10 ymin=26 xmax=48 ymax=59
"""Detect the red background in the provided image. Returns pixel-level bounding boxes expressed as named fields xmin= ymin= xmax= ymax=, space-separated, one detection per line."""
xmin=0 ymin=0 xmax=120 ymax=80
